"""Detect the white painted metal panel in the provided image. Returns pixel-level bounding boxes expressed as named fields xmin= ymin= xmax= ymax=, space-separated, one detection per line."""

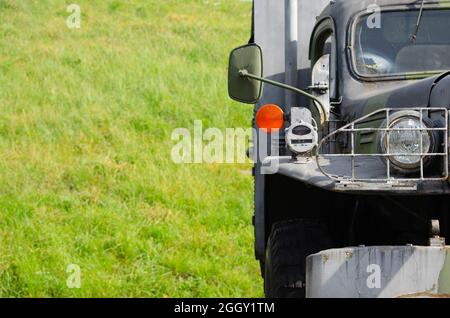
xmin=306 ymin=246 xmax=450 ymax=298
xmin=254 ymin=0 xmax=330 ymax=111
xmin=254 ymin=0 xmax=286 ymax=109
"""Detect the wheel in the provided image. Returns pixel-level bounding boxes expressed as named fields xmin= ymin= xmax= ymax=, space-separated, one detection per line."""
xmin=264 ymin=219 xmax=334 ymax=298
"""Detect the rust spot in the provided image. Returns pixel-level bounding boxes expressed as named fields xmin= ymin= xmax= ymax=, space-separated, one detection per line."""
xmin=323 ymin=254 xmax=329 ymax=264
xmin=345 ymin=251 xmax=353 ymax=259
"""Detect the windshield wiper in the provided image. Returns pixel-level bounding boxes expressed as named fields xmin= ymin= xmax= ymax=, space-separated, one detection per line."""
xmin=410 ymin=0 xmax=426 ymax=43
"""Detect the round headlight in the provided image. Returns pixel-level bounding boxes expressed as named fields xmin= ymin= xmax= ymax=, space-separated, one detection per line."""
xmin=379 ymin=110 xmax=439 ymax=173
xmin=387 ymin=116 xmax=431 ymax=169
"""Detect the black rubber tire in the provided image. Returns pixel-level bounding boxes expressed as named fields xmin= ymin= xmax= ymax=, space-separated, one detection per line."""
xmin=264 ymin=219 xmax=334 ymax=298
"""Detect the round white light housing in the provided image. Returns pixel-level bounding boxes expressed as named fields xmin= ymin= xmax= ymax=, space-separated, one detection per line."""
xmin=381 ymin=114 xmax=434 ymax=171
xmin=285 ymin=121 xmax=318 ymax=155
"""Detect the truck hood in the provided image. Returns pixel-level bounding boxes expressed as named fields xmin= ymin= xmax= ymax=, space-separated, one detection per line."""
xmin=344 ymin=72 xmax=450 ymax=122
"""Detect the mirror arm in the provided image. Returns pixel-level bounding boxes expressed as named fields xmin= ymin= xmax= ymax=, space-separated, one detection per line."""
xmin=239 ymin=69 xmax=328 ymax=123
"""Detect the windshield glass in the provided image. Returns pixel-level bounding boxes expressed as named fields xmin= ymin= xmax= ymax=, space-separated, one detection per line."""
xmin=353 ymin=9 xmax=450 ymax=77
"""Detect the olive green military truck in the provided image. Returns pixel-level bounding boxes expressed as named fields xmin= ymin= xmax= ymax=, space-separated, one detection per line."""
xmin=228 ymin=0 xmax=450 ymax=298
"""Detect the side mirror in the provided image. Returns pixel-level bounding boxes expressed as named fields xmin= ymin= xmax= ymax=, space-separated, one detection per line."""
xmin=228 ymin=44 xmax=263 ymax=104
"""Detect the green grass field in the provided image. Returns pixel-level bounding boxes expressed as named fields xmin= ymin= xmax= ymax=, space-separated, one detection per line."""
xmin=0 ymin=0 xmax=261 ymax=297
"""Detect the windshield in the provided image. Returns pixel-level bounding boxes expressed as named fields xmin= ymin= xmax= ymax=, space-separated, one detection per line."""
xmin=353 ymin=9 xmax=450 ymax=78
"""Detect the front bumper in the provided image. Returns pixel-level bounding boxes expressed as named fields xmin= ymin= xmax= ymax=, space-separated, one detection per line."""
xmin=262 ymin=156 xmax=450 ymax=194
xmin=306 ymin=245 xmax=450 ymax=298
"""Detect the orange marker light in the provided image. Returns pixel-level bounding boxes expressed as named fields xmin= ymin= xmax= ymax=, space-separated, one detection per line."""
xmin=255 ymin=104 xmax=284 ymax=133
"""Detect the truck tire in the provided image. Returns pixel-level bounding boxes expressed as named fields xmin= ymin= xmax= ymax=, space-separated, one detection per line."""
xmin=264 ymin=219 xmax=334 ymax=298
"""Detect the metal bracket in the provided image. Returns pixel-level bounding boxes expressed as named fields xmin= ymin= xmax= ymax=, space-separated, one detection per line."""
xmin=429 ymin=220 xmax=446 ymax=247
xmin=308 ymin=81 xmax=329 ymax=94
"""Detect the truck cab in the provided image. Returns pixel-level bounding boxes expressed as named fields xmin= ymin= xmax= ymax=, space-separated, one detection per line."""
xmin=228 ymin=0 xmax=450 ymax=298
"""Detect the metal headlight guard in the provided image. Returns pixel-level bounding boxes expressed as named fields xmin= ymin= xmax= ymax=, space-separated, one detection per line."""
xmin=316 ymin=108 xmax=449 ymax=184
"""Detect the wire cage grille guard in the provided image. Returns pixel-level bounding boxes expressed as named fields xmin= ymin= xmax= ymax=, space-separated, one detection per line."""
xmin=316 ymin=108 xmax=449 ymax=183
